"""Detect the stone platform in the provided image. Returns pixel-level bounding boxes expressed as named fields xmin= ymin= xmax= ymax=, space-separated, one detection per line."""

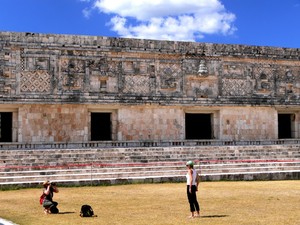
xmin=0 ymin=141 xmax=299 ymax=188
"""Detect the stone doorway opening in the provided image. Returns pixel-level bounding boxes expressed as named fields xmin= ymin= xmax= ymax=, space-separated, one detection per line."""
xmin=91 ymin=112 xmax=112 ymax=141
xmin=185 ymin=113 xmax=212 ymax=139
xmin=0 ymin=112 xmax=12 ymax=142
xmin=278 ymin=113 xmax=295 ymax=139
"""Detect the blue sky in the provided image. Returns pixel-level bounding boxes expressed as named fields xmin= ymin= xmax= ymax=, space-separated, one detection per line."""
xmin=0 ymin=0 xmax=300 ymax=48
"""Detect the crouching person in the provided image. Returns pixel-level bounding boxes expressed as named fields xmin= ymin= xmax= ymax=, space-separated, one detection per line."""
xmin=42 ymin=180 xmax=59 ymax=214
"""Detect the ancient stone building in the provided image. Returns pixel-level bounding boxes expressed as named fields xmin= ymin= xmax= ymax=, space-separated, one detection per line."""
xmin=0 ymin=31 xmax=300 ymax=143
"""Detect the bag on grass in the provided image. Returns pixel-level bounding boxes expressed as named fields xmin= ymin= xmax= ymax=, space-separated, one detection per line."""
xmin=80 ymin=204 xmax=95 ymax=217
xmin=50 ymin=206 xmax=59 ymax=214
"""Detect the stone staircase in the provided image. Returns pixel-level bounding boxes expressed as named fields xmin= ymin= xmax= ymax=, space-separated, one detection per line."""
xmin=0 ymin=144 xmax=299 ymax=188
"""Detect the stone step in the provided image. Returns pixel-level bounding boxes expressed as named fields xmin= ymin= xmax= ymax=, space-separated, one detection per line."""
xmin=1 ymin=156 xmax=299 ymax=169
xmin=1 ymin=161 xmax=299 ymax=172
xmin=1 ymin=162 xmax=298 ymax=176
xmin=1 ymin=150 xmax=299 ymax=157
xmin=1 ymin=157 xmax=299 ymax=169
xmin=1 ymin=151 xmax=299 ymax=162
xmin=2 ymin=170 xmax=299 ymax=188
xmin=1 ymin=157 xmax=299 ymax=171
xmin=1 ymin=147 xmax=299 ymax=156
xmin=0 ymin=144 xmax=299 ymax=186
xmin=1 ymin=170 xmax=299 ymax=187
xmin=0 ymin=161 xmax=299 ymax=184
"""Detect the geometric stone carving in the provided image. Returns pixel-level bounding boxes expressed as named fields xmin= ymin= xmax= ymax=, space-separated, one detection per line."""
xmin=222 ymin=63 xmax=248 ymax=78
xmin=253 ymin=64 xmax=273 ymax=93
xmin=123 ymin=75 xmax=150 ymax=94
xmin=61 ymin=59 xmax=85 ymax=73
xmin=222 ymin=78 xmax=252 ymax=96
xmin=62 ymin=74 xmax=83 ymax=90
xmin=198 ymin=59 xmax=208 ymax=75
xmin=276 ymin=68 xmax=300 ymax=96
xmin=90 ymin=75 xmax=108 ymax=92
xmin=25 ymin=57 xmax=50 ymax=71
xmin=20 ymin=71 xmax=51 ymax=92
xmin=185 ymin=76 xmax=217 ymax=98
xmin=159 ymin=63 xmax=181 ymax=90
xmin=88 ymin=58 xmax=109 ymax=76
xmin=90 ymin=75 xmax=101 ymax=92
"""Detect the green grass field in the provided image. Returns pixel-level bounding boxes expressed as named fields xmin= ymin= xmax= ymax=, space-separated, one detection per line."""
xmin=0 ymin=181 xmax=299 ymax=225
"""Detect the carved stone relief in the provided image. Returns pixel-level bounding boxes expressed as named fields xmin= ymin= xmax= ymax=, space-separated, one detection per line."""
xmin=182 ymin=59 xmax=199 ymax=74
xmin=158 ymin=62 xmax=181 ymax=91
xmin=276 ymin=66 xmax=300 ymax=96
xmin=90 ymin=75 xmax=111 ymax=92
xmin=197 ymin=59 xmax=208 ymax=75
xmin=123 ymin=61 xmax=141 ymax=74
xmin=222 ymin=78 xmax=253 ymax=96
xmin=253 ymin=64 xmax=274 ymax=94
xmin=185 ymin=76 xmax=218 ymax=97
xmin=61 ymin=59 xmax=85 ymax=73
xmin=62 ymin=73 xmax=83 ymax=90
xmin=90 ymin=75 xmax=101 ymax=92
xmin=122 ymin=75 xmax=150 ymax=94
xmin=88 ymin=58 xmax=109 ymax=76
xmin=183 ymin=53 xmax=220 ymax=76
xmin=60 ymin=58 xmax=85 ymax=90
xmin=25 ymin=57 xmax=50 ymax=71
xmin=20 ymin=71 xmax=51 ymax=92
xmin=222 ymin=63 xmax=251 ymax=78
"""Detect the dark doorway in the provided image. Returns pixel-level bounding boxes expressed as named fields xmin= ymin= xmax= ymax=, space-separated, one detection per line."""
xmin=278 ymin=114 xmax=293 ymax=139
xmin=91 ymin=113 xmax=112 ymax=141
xmin=0 ymin=112 xmax=12 ymax=142
xmin=185 ymin=113 xmax=212 ymax=139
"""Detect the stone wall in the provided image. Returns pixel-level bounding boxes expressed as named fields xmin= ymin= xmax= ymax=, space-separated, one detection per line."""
xmin=9 ymin=104 xmax=282 ymax=142
xmin=1 ymin=32 xmax=300 ymax=142
xmin=1 ymin=31 xmax=300 ymax=106
xmin=18 ymin=105 xmax=89 ymax=142
xmin=117 ymin=107 xmax=184 ymax=141
xmin=219 ymin=107 xmax=277 ymax=140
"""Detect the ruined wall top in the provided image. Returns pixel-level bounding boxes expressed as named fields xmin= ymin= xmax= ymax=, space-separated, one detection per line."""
xmin=1 ymin=31 xmax=300 ymax=107
xmin=1 ymin=31 xmax=299 ymax=60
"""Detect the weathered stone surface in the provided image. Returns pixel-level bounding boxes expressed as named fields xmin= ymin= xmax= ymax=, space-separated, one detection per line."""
xmin=1 ymin=31 xmax=300 ymax=105
xmin=1 ymin=32 xmax=300 ymax=142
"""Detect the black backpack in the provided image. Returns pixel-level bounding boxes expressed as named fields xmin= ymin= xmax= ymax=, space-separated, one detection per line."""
xmin=80 ymin=205 xmax=94 ymax=217
xmin=50 ymin=206 xmax=59 ymax=214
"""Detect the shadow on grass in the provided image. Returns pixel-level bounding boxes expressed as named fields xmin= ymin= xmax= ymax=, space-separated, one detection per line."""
xmin=57 ymin=212 xmax=75 ymax=214
xmin=201 ymin=215 xmax=229 ymax=218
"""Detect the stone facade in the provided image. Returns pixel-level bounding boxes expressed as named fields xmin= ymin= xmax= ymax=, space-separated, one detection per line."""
xmin=1 ymin=32 xmax=300 ymax=143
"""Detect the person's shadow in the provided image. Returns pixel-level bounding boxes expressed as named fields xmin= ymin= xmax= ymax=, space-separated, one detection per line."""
xmin=201 ymin=215 xmax=229 ymax=218
xmin=58 ymin=212 xmax=75 ymax=214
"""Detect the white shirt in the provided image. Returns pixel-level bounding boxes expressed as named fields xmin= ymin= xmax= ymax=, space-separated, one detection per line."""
xmin=186 ymin=169 xmax=197 ymax=185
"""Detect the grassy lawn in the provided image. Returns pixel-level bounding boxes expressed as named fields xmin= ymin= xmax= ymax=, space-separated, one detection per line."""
xmin=0 ymin=181 xmax=299 ymax=225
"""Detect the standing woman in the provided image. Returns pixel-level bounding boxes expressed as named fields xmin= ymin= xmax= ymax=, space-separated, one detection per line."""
xmin=186 ymin=160 xmax=200 ymax=218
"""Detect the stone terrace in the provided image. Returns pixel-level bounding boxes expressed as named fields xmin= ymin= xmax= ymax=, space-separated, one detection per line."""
xmin=0 ymin=140 xmax=299 ymax=188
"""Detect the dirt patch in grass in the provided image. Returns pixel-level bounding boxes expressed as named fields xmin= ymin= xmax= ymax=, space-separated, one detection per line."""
xmin=0 ymin=181 xmax=299 ymax=225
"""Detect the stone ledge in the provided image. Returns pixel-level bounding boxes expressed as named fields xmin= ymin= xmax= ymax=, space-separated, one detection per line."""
xmin=1 ymin=171 xmax=299 ymax=189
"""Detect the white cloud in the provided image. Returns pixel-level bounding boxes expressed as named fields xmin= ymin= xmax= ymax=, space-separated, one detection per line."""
xmin=92 ymin=0 xmax=236 ymax=41
xmin=82 ymin=8 xmax=92 ymax=18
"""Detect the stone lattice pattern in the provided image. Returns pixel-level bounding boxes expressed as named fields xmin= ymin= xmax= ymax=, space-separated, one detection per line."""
xmin=252 ymin=63 xmax=274 ymax=92
xmin=123 ymin=75 xmax=150 ymax=94
xmin=159 ymin=63 xmax=181 ymax=90
xmin=60 ymin=59 xmax=85 ymax=73
xmin=20 ymin=71 xmax=50 ymax=92
xmin=222 ymin=78 xmax=252 ymax=96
